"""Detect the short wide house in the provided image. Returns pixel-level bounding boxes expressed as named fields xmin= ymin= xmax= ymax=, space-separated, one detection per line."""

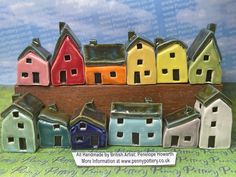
xmin=1 ymin=93 xmax=44 ymax=152
xmin=109 ymin=101 xmax=162 ymax=146
xmin=163 ymin=106 xmax=200 ymax=148
xmin=195 ymin=85 xmax=232 ymax=149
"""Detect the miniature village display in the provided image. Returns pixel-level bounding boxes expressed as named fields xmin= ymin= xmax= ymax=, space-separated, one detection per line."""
xmin=1 ymin=22 xmax=233 ymax=152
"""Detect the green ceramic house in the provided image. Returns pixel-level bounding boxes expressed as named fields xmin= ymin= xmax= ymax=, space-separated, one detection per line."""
xmin=37 ymin=104 xmax=71 ymax=148
xmin=187 ymin=23 xmax=222 ymax=84
xmin=1 ymin=93 xmax=44 ymax=152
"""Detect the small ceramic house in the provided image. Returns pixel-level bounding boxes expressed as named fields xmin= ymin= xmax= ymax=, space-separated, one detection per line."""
xmin=156 ymin=38 xmax=188 ymax=83
xmin=37 ymin=104 xmax=71 ymax=148
xmin=1 ymin=93 xmax=44 ymax=152
xmin=163 ymin=106 xmax=200 ymax=148
xmin=51 ymin=22 xmax=85 ymax=85
xmin=109 ymin=101 xmax=162 ymax=146
xmin=126 ymin=31 xmax=156 ymax=85
xmin=195 ymin=85 xmax=232 ymax=149
xmin=83 ymin=40 xmax=126 ymax=84
xmin=70 ymin=101 xmax=107 ymax=149
xmin=17 ymin=38 xmax=51 ymax=86
xmin=188 ymin=23 xmax=222 ymax=84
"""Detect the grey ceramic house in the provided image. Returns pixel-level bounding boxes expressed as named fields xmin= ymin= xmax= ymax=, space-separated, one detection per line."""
xmin=1 ymin=93 xmax=44 ymax=152
xmin=163 ymin=106 xmax=200 ymax=148
xmin=109 ymin=101 xmax=162 ymax=146
xmin=37 ymin=104 xmax=71 ymax=148
xmin=195 ymin=85 xmax=232 ymax=149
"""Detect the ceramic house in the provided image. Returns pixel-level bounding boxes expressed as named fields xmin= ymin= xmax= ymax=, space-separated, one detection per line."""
xmin=188 ymin=23 xmax=222 ymax=84
xmin=1 ymin=93 xmax=44 ymax=152
xmin=70 ymin=101 xmax=107 ymax=149
xmin=51 ymin=22 xmax=85 ymax=85
xmin=195 ymin=85 xmax=232 ymax=149
xmin=126 ymin=31 xmax=156 ymax=85
xmin=109 ymin=101 xmax=162 ymax=146
xmin=37 ymin=104 xmax=71 ymax=148
xmin=156 ymin=38 xmax=188 ymax=83
xmin=17 ymin=38 xmax=51 ymax=86
xmin=83 ymin=40 xmax=126 ymax=84
xmin=163 ymin=106 xmax=200 ymax=148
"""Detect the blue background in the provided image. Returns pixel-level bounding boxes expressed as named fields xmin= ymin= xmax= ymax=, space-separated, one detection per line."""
xmin=0 ymin=0 xmax=235 ymax=84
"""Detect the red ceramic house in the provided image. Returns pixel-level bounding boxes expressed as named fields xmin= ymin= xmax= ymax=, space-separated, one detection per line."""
xmin=17 ymin=38 xmax=51 ymax=86
xmin=51 ymin=22 xmax=85 ymax=85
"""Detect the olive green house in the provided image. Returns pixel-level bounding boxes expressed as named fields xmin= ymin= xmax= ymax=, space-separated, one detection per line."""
xmin=187 ymin=23 xmax=222 ymax=84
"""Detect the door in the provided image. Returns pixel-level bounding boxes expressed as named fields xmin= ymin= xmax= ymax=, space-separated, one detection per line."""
xmin=173 ymin=69 xmax=180 ymax=81
xmin=208 ymin=136 xmax=215 ymax=148
xmin=94 ymin=73 xmax=102 ymax=84
xmin=19 ymin=138 xmax=27 ymax=150
xmin=132 ymin=133 xmax=139 ymax=145
xmin=171 ymin=136 xmax=179 ymax=146
xmin=32 ymin=72 xmax=40 ymax=83
xmin=206 ymin=70 xmax=213 ymax=82
xmin=60 ymin=71 xmax=66 ymax=83
xmin=54 ymin=136 xmax=62 ymax=146
xmin=134 ymin=72 xmax=140 ymax=83
xmin=91 ymin=135 xmax=98 ymax=147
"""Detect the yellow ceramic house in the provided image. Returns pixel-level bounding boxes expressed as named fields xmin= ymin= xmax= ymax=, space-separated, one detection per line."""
xmin=126 ymin=31 xmax=156 ymax=85
xmin=156 ymin=38 xmax=188 ymax=83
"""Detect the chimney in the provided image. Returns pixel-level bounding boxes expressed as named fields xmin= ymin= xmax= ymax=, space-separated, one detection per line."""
xmin=32 ymin=38 xmax=41 ymax=47
xmin=207 ymin=23 xmax=216 ymax=33
xmin=154 ymin=37 xmax=164 ymax=46
xmin=128 ymin=31 xmax=136 ymax=42
xmin=48 ymin=103 xmax=58 ymax=112
xmin=89 ymin=39 xmax=97 ymax=46
xmin=12 ymin=93 xmax=21 ymax=102
xmin=59 ymin=22 xmax=66 ymax=34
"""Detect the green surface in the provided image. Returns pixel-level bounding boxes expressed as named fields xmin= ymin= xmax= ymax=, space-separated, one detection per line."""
xmin=0 ymin=84 xmax=236 ymax=177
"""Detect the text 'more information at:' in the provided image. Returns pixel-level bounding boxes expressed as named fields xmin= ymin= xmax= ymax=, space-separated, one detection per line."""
xmin=72 ymin=151 xmax=176 ymax=166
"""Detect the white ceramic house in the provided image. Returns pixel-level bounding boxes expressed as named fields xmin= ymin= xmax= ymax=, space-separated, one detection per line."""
xmin=194 ymin=85 xmax=232 ymax=149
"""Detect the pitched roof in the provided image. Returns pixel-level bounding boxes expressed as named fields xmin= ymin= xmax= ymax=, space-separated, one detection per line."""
xmin=164 ymin=106 xmax=200 ymax=128
xmin=83 ymin=41 xmax=125 ymax=66
xmin=187 ymin=23 xmax=221 ymax=61
xmin=156 ymin=38 xmax=187 ymax=52
xmin=126 ymin=35 xmax=154 ymax=51
xmin=38 ymin=104 xmax=70 ymax=126
xmin=1 ymin=93 xmax=44 ymax=119
xmin=70 ymin=102 xmax=107 ymax=130
xmin=18 ymin=38 xmax=51 ymax=61
xmin=111 ymin=102 xmax=162 ymax=118
xmin=50 ymin=22 xmax=82 ymax=65
xmin=195 ymin=85 xmax=232 ymax=107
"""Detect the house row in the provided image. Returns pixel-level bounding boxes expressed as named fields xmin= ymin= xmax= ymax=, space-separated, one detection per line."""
xmin=1 ymin=85 xmax=232 ymax=152
xmin=17 ymin=22 xmax=222 ymax=86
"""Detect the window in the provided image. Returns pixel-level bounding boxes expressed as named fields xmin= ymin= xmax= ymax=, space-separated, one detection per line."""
xmin=117 ymin=132 xmax=123 ymax=138
xmin=76 ymin=136 xmax=84 ymax=143
xmin=199 ymin=103 xmax=202 ymax=109
xmin=64 ymin=55 xmax=71 ymax=61
xmin=173 ymin=69 xmax=180 ymax=81
xmin=137 ymin=59 xmax=143 ymax=65
xmin=13 ymin=111 xmax=19 ymax=117
xmin=204 ymin=55 xmax=209 ymax=61
xmin=146 ymin=118 xmax=153 ymax=124
xmin=71 ymin=69 xmax=77 ymax=75
xmin=18 ymin=123 xmax=24 ymax=129
xmin=22 ymin=72 xmax=28 ymax=78
xmin=148 ymin=133 xmax=154 ymax=138
xmin=196 ymin=69 xmax=202 ymax=75
xmin=8 ymin=137 xmax=14 ymax=143
xmin=137 ymin=43 xmax=142 ymax=49
xmin=162 ymin=69 xmax=168 ymax=74
xmin=170 ymin=52 xmax=175 ymax=58
xmin=117 ymin=118 xmax=123 ymax=124
xmin=110 ymin=71 xmax=116 ymax=77
xmin=53 ymin=124 xmax=60 ymax=130
xmin=212 ymin=107 xmax=218 ymax=112
xmin=184 ymin=136 xmax=191 ymax=141
xmin=79 ymin=122 xmax=87 ymax=130
xmin=144 ymin=70 xmax=150 ymax=76
xmin=211 ymin=121 xmax=216 ymax=127
xmin=26 ymin=58 xmax=32 ymax=63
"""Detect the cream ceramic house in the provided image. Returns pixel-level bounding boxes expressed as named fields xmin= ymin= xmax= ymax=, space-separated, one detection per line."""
xmin=194 ymin=85 xmax=232 ymax=149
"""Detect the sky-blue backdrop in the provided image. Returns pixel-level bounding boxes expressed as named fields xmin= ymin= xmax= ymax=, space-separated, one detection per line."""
xmin=0 ymin=0 xmax=235 ymax=84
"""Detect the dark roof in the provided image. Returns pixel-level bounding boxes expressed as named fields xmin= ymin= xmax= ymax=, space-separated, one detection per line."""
xmin=165 ymin=106 xmax=200 ymax=128
xmin=196 ymin=85 xmax=232 ymax=107
xmin=83 ymin=42 xmax=125 ymax=66
xmin=50 ymin=22 xmax=82 ymax=65
xmin=187 ymin=24 xmax=221 ymax=61
xmin=111 ymin=102 xmax=162 ymax=118
xmin=126 ymin=35 xmax=154 ymax=51
xmin=156 ymin=38 xmax=187 ymax=52
xmin=70 ymin=102 xmax=107 ymax=130
xmin=38 ymin=104 xmax=70 ymax=126
xmin=1 ymin=93 xmax=44 ymax=119
xmin=18 ymin=38 xmax=51 ymax=61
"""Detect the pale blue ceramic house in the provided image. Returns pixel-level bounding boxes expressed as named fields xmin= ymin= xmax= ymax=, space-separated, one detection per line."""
xmin=109 ymin=101 xmax=162 ymax=146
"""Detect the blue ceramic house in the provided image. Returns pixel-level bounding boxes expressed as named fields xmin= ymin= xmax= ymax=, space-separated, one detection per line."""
xmin=109 ymin=101 xmax=162 ymax=146
xmin=69 ymin=101 xmax=107 ymax=149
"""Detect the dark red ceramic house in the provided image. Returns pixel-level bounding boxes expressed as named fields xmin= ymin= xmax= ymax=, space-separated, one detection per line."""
xmin=51 ymin=22 xmax=85 ymax=85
